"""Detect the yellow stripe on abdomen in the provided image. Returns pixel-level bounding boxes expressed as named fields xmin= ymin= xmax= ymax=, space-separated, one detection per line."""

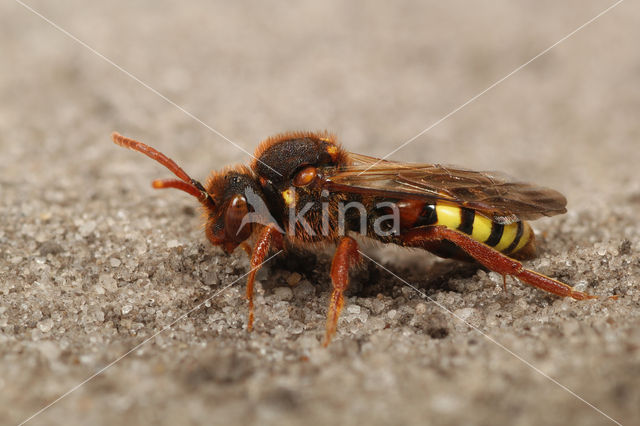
xmin=434 ymin=204 xmax=462 ymax=230
xmin=434 ymin=203 xmax=532 ymax=256
xmin=510 ymin=221 xmax=533 ymax=254
xmin=494 ymin=223 xmax=518 ymax=252
xmin=469 ymin=213 xmax=493 ymax=243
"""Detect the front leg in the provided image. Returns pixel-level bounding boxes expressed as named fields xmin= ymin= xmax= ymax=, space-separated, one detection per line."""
xmin=246 ymin=225 xmax=283 ymax=331
xmin=402 ymin=226 xmax=606 ymax=300
xmin=324 ymin=236 xmax=361 ymax=347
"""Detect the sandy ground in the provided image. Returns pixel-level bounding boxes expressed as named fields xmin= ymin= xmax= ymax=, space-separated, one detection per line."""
xmin=1 ymin=1 xmax=639 ymax=425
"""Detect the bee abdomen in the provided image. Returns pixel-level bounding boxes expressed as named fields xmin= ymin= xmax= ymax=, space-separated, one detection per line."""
xmin=431 ymin=204 xmax=532 ymax=256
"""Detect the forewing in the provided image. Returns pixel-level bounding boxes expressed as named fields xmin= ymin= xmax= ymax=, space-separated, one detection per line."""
xmin=323 ymin=153 xmax=567 ymax=223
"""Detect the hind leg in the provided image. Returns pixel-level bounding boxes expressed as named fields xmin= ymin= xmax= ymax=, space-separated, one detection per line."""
xmin=402 ymin=226 xmax=606 ymax=300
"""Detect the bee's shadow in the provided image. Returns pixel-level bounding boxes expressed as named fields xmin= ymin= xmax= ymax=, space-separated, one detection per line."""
xmin=353 ymin=259 xmax=482 ymax=298
xmin=268 ymin=246 xmax=320 ymax=277
xmin=267 ymin=248 xmax=482 ymax=299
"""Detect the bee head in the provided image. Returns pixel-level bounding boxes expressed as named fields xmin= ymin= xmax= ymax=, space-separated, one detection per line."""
xmin=203 ymin=166 xmax=266 ymax=253
xmin=112 ymin=132 xmax=262 ymax=254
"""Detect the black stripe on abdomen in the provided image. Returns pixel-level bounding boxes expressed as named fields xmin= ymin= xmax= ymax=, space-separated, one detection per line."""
xmin=485 ymin=222 xmax=504 ymax=247
xmin=458 ymin=207 xmax=475 ymax=235
xmin=415 ymin=204 xmax=438 ymax=227
xmin=504 ymin=221 xmax=524 ymax=253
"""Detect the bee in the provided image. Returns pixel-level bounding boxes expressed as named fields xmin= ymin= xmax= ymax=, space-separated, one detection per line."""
xmin=112 ymin=131 xmax=612 ymax=346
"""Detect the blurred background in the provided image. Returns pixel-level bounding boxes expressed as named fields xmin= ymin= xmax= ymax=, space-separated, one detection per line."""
xmin=1 ymin=1 xmax=639 ymax=425
xmin=3 ymin=1 xmax=638 ymax=198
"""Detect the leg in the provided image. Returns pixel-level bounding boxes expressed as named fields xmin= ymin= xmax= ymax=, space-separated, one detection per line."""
xmin=246 ymin=225 xmax=283 ymax=331
xmin=324 ymin=236 xmax=360 ymax=347
xmin=239 ymin=242 xmax=252 ymax=257
xmin=403 ymin=226 xmax=603 ymax=300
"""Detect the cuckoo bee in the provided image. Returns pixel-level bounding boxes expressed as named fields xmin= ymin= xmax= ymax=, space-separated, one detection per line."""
xmin=112 ymin=131 xmax=613 ymax=346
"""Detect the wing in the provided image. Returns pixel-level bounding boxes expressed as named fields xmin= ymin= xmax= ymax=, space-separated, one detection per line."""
xmin=323 ymin=153 xmax=567 ymax=224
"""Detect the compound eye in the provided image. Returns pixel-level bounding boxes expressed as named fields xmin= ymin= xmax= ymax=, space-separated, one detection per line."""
xmin=224 ymin=194 xmax=251 ymax=242
xmin=292 ymin=166 xmax=317 ymax=187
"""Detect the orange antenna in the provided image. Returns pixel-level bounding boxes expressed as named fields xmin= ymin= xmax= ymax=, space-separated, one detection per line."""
xmin=112 ymin=132 xmax=214 ymax=207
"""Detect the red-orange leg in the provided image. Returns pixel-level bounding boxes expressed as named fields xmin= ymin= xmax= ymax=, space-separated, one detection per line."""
xmin=403 ymin=226 xmax=602 ymax=301
xmin=323 ymin=236 xmax=361 ymax=347
xmin=245 ymin=225 xmax=283 ymax=331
